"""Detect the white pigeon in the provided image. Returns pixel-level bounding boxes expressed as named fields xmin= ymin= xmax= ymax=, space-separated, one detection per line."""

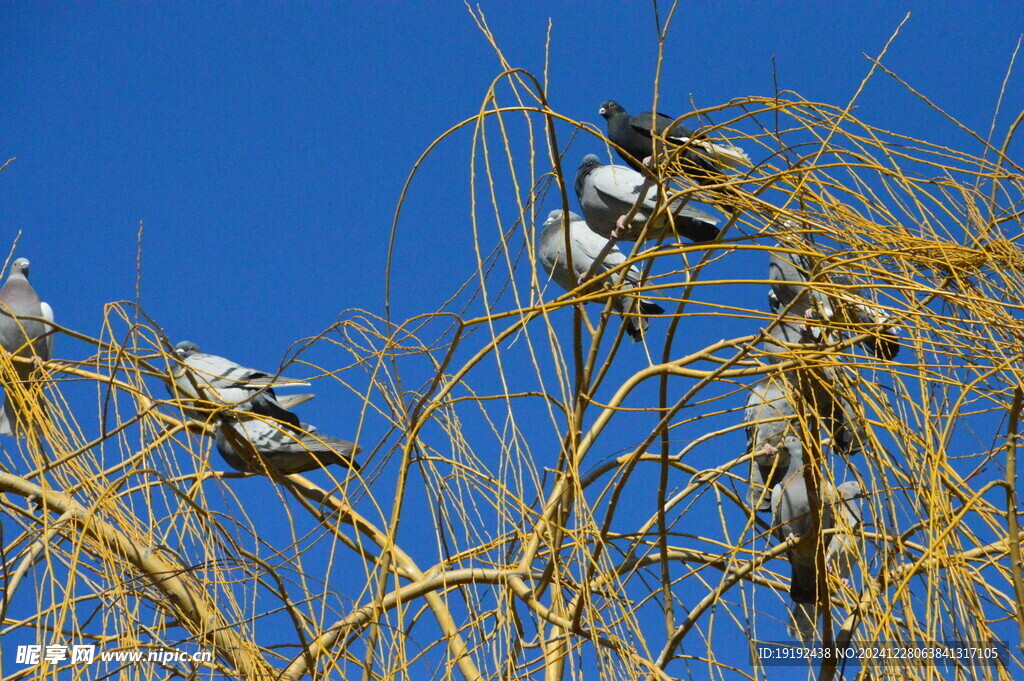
xmin=539 ymin=209 xmax=664 ymax=342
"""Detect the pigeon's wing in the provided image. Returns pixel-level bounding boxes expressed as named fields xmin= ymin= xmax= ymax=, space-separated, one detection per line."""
xmin=570 ymin=220 xmax=636 ymax=281
xmin=185 ymin=353 xmax=307 ymax=390
xmin=39 ymin=302 xmax=54 ymax=361
xmin=630 ymin=111 xmax=697 ymax=141
xmin=744 ymin=379 xmax=796 ymax=455
xmin=218 ymin=417 xmax=360 ymax=475
xmin=588 ymin=163 xmax=647 ymax=211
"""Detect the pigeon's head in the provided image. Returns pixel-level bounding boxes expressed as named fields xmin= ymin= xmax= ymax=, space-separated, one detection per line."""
xmin=598 ymin=100 xmax=624 ymax=119
xmin=543 ymin=210 xmax=565 ymax=229
xmin=838 ymin=480 xmax=862 ymax=500
xmin=543 ymin=209 xmax=583 ymax=229
xmin=174 ymin=341 xmax=201 ymax=358
xmin=10 ymin=258 xmax=30 ymax=277
xmin=580 ymin=154 xmax=602 ymax=169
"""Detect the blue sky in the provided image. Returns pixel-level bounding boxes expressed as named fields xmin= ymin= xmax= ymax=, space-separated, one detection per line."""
xmin=2 ymin=2 xmax=1023 ymax=679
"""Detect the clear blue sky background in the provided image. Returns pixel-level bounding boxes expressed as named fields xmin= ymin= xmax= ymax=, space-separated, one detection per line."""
xmin=2 ymin=2 xmax=1023 ymax=678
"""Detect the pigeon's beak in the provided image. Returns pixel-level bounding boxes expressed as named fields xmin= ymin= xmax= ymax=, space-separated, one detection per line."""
xmin=598 ymin=106 xmax=606 ymax=115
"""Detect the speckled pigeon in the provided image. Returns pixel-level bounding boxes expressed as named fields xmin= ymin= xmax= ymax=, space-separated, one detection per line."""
xmin=215 ymin=417 xmax=360 ymax=475
xmin=772 ymin=470 xmax=862 ymax=642
xmin=574 ymin=155 xmax=719 ymax=242
xmin=0 ymin=258 xmax=54 ymax=437
xmin=539 ymin=209 xmax=665 ymax=342
xmin=599 ymin=100 xmax=750 ymax=178
xmin=168 ymin=341 xmax=309 ymax=427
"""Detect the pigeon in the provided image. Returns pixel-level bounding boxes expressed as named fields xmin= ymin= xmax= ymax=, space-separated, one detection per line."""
xmin=0 ymin=258 xmax=54 ymax=437
xmin=764 ymin=289 xmax=823 ymax=358
xmin=167 ymin=341 xmax=309 ymax=427
xmin=769 ymin=247 xmax=835 ymax=322
xmin=215 ymin=417 xmax=360 ymax=475
xmin=772 ymin=467 xmax=862 ymax=642
xmin=769 ymin=243 xmax=899 ymax=359
xmin=743 ymin=378 xmax=800 ymax=512
xmin=599 ymin=100 xmax=750 ymax=178
xmin=539 ymin=209 xmax=665 ymax=342
xmin=574 ymin=155 xmax=719 ymax=242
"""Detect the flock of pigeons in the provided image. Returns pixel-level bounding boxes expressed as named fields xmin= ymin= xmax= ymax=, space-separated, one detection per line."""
xmin=0 ymin=100 xmax=899 ymax=642
xmin=538 ymin=101 xmax=900 ymax=641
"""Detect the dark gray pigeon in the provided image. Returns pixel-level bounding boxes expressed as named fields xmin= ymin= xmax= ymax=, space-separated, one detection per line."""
xmin=0 ymin=258 xmax=54 ymax=437
xmin=215 ymin=417 xmax=360 ymax=475
xmin=772 ymin=470 xmax=862 ymax=642
xmin=743 ymin=378 xmax=800 ymax=512
xmin=168 ymin=341 xmax=309 ymax=427
xmin=599 ymin=100 xmax=750 ymax=179
xmin=574 ymin=155 xmax=719 ymax=242
xmin=769 ymin=242 xmax=899 ymax=360
xmin=539 ymin=209 xmax=665 ymax=342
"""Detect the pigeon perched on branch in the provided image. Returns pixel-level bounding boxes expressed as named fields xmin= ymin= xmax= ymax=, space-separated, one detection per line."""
xmin=215 ymin=417 xmax=360 ymax=475
xmin=575 ymin=155 xmax=719 ymax=242
xmin=538 ymin=209 xmax=664 ymax=342
xmin=0 ymin=258 xmax=54 ymax=437
xmin=772 ymin=464 xmax=862 ymax=642
xmin=769 ymin=243 xmax=899 ymax=360
xmin=743 ymin=378 xmax=800 ymax=512
xmin=168 ymin=341 xmax=309 ymax=427
xmin=599 ymin=100 xmax=750 ymax=178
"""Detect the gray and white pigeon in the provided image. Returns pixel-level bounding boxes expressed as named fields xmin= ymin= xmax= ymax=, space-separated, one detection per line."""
xmin=764 ymin=288 xmax=825 ymax=360
xmin=743 ymin=378 xmax=800 ymax=512
xmin=769 ymin=243 xmax=899 ymax=360
xmin=215 ymin=417 xmax=360 ymax=475
xmin=168 ymin=341 xmax=309 ymax=427
xmin=599 ymin=100 xmax=750 ymax=178
xmin=539 ymin=209 xmax=665 ymax=342
xmin=766 ymin=289 xmax=871 ymax=456
xmin=574 ymin=155 xmax=719 ymax=242
xmin=772 ymin=465 xmax=862 ymax=642
xmin=0 ymin=258 xmax=54 ymax=437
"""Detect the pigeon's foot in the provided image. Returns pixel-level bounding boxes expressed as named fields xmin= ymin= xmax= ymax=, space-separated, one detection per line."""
xmin=612 ymin=215 xmax=630 ymax=240
xmin=785 ymin=532 xmax=801 ymax=542
xmin=642 ymin=155 xmax=653 ymax=167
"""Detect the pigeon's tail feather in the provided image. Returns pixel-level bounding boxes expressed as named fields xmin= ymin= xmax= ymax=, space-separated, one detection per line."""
xmin=301 ymin=434 xmax=361 ymax=470
xmin=242 ymin=379 xmax=311 ymax=389
xmin=639 ymin=300 xmax=665 ymax=316
xmin=624 ymin=316 xmax=648 ymax=343
xmin=277 ymin=393 xmax=316 ymax=410
xmin=866 ymin=331 xmax=900 ymax=360
xmin=682 ymin=218 xmax=721 ymax=243
xmin=703 ymin=142 xmax=750 ymax=168
xmin=619 ymin=296 xmax=662 ymax=342
xmin=789 ymin=602 xmax=818 ymax=642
